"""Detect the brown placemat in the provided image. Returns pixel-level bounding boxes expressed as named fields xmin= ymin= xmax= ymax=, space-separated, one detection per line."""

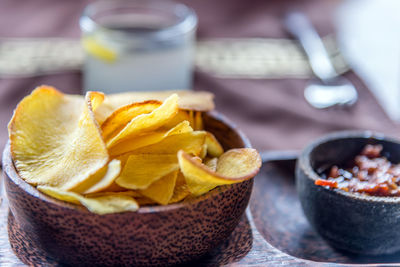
xmin=194 ymin=70 xmax=400 ymax=151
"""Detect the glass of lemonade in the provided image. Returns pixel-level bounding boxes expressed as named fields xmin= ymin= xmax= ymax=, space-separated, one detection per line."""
xmin=80 ymin=0 xmax=197 ymax=93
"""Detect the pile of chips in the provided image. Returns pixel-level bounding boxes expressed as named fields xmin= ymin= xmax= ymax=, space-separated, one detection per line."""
xmin=8 ymin=86 xmax=261 ymax=214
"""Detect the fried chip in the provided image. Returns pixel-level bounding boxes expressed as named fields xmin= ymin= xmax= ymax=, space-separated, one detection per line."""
xmin=216 ymin=148 xmax=262 ymax=177
xmin=162 ymin=120 xmax=193 ymax=135
xmin=38 ymin=185 xmax=81 ymax=205
xmin=94 ymin=101 xmax=114 ymax=125
xmin=88 ymin=91 xmax=105 ymax=111
xmin=94 ymin=91 xmax=214 ymax=125
xmin=135 ymin=196 xmax=158 ymax=206
xmin=81 ymin=195 xmax=138 ymax=215
xmin=194 ymin=111 xmax=204 ymax=130
xmin=9 ymin=86 xmax=109 ymax=190
xmin=188 ymin=110 xmax=195 ymax=128
xmin=101 ymin=100 xmax=161 ymax=142
xmin=116 ymin=154 xmax=179 ymax=190
xmin=169 ymin=172 xmax=191 ymax=204
xmin=163 ymin=110 xmax=192 ymax=129
xmin=199 ymin=143 xmax=208 ymax=159
xmin=178 ymin=149 xmax=261 ymax=196
xmin=140 ymin=170 xmax=178 ymax=205
xmin=70 ymin=159 xmax=121 ymax=194
xmin=205 ymin=132 xmax=224 ymax=157
xmin=204 ymin=157 xmax=218 ymax=172
xmin=100 ymin=182 xmax=127 ymax=192
xmin=38 ymin=186 xmax=139 ymax=215
xmin=128 ymin=131 xmax=206 ymax=156
xmin=106 ymin=94 xmax=179 ymax=148
xmin=105 ymin=90 xmax=214 ymax=111
xmin=109 ymin=120 xmax=193 ymax=157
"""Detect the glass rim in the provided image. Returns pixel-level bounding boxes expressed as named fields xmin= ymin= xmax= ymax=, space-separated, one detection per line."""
xmin=80 ymin=0 xmax=198 ymax=41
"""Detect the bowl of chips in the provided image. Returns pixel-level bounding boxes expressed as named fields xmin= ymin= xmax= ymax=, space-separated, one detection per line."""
xmin=4 ymin=86 xmax=261 ymax=266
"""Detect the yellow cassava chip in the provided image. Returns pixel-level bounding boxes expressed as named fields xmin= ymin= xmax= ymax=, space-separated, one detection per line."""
xmin=70 ymin=159 xmax=121 ymax=194
xmin=101 ymin=100 xmax=161 ymax=142
xmin=136 ymin=196 xmax=158 ymax=206
xmin=106 ymin=94 xmax=179 ymax=148
xmin=116 ymin=154 xmax=179 ymax=190
xmin=169 ymin=172 xmax=191 ymax=203
xmin=109 ymin=120 xmax=193 ymax=156
xmin=79 ymin=195 xmax=138 ymax=215
xmin=205 ymin=132 xmax=224 ymax=157
xmin=88 ymin=91 xmax=105 ymax=111
xmin=187 ymin=110 xmax=195 ymax=128
xmin=105 ymin=90 xmax=214 ymax=112
xmin=94 ymin=101 xmax=114 ymax=125
xmin=178 ymin=148 xmax=261 ymax=196
xmin=38 ymin=185 xmax=81 ymax=205
xmin=127 ymin=131 xmax=206 ymax=156
xmin=38 ymin=186 xmax=139 ymax=215
xmin=163 ymin=110 xmax=192 ymax=129
xmin=159 ymin=120 xmax=193 ymax=135
xmin=204 ymin=157 xmax=218 ymax=172
xmin=216 ymin=148 xmax=262 ymax=177
xmin=94 ymin=91 xmax=214 ymax=125
xmin=140 ymin=170 xmax=178 ymax=205
xmin=101 ymin=181 xmax=129 ymax=192
xmin=199 ymin=143 xmax=208 ymax=159
xmin=8 ymin=86 xmax=109 ymax=190
xmin=194 ymin=111 xmax=204 ymax=130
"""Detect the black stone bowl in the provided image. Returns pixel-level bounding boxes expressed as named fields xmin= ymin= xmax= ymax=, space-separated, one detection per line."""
xmin=296 ymin=131 xmax=400 ymax=255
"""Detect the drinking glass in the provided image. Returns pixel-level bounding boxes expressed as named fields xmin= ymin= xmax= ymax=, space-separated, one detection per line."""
xmin=80 ymin=0 xmax=197 ymax=93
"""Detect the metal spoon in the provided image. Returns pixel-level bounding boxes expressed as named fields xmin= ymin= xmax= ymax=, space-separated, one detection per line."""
xmin=284 ymin=11 xmax=358 ymax=109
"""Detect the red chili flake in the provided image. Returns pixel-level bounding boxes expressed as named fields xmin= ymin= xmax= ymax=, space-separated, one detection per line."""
xmin=315 ymin=179 xmax=338 ymax=188
xmin=363 ymin=184 xmax=390 ymax=196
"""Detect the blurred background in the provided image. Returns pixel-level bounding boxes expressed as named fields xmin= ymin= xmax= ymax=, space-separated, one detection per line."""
xmin=0 ymin=0 xmax=399 ymax=155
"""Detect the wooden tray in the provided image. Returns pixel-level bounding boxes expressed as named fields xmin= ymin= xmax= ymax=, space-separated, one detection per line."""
xmin=2 ymin=153 xmax=400 ymax=266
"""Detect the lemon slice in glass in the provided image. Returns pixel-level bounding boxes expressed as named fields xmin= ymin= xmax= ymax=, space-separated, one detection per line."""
xmin=82 ymin=36 xmax=117 ymax=63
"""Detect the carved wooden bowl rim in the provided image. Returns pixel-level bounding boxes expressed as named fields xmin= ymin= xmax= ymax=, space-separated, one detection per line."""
xmin=3 ymin=110 xmax=252 ymax=215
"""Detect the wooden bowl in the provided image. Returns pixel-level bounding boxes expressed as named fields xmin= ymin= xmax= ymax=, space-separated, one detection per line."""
xmin=3 ymin=111 xmax=254 ymax=267
xmin=296 ymin=131 xmax=400 ymax=255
